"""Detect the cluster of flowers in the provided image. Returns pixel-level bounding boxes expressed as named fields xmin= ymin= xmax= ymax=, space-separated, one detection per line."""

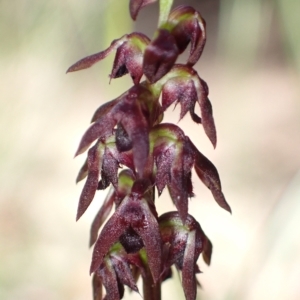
xmin=68 ymin=1 xmax=230 ymax=299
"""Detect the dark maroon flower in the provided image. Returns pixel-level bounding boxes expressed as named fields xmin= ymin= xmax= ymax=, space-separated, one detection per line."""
xmin=143 ymin=5 xmax=206 ymax=83
xmin=93 ymin=242 xmax=139 ymax=300
xmin=74 ymin=84 xmax=154 ymax=178
xmin=168 ymin=5 xmax=206 ymax=66
xmin=143 ymin=29 xmax=179 ymax=84
xmin=75 ymin=135 xmax=134 ymax=221
xmin=154 ymin=64 xmax=217 ymax=148
xmin=67 ymin=33 xmax=150 ymax=85
xmin=147 ymin=123 xmax=230 ymax=222
xmin=90 ymin=179 xmax=162 ymax=283
xmin=70 ymin=1 xmax=231 ymax=299
xmin=90 ymin=169 xmax=135 ymax=247
xmin=159 ymin=212 xmax=211 ymax=300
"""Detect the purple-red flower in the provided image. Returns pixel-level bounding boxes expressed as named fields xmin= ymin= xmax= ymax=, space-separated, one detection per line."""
xmin=90 ymin=179 xmax=162 ymax=283
xmin=159 ymin=212 xmax=212 ymax=300
xmin=89 ymin=169 xmax=136 ymax=247
xmin=67 ymin=32 xmax=150 ymax=85
xmin=75 ymin=135 xmax=134 ymax=221
xmin=154 ymin=64 xmax=217 ymax=148
xmin=92 ymin=242 xmax=140 ymax=300
xmin=169 ymin=5 xmax=206 ymax=66
xmin=69 ymin=2 xmax=231 ymax=299
xmin=143 ymin=5 xmax=206 ymax=83
xmin=148 ymin=123 xmax=230 ymax=223
xmin=74 ymin=84 xmax=156 ymax=177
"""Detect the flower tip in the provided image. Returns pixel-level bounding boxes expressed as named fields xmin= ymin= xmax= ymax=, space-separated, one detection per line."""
xmin=74 ymin=147 xmax=84 ymax=158
xmin=209 ymin=135 xmax=217 ymax=149
xmin=66 ymin=64 xmax=80 ymax=74
xmin=76 ymin=211 xmax=83 ymax=222
xmin=66 ymin=64 xmax=78 ymax=73
xmin=222 ymin=201 xmax=232 ymax=214
xmin=227 ymin=205 xmax=232 ymax=215
xmin=89 ymin=261 xmax=98 ymax=275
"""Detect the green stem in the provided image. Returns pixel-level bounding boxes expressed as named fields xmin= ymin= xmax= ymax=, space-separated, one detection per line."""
xmin=158 ymin=0 xmax=174 ymax=27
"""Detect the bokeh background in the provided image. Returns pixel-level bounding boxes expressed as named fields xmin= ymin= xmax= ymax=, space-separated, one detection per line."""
xmin=1 ymin=0 xmax=299 ymax=299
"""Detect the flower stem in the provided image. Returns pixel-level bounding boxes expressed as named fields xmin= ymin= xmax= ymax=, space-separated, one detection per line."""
xmin=158 ymin=0 xmax=173 ymax=27
xmin=143 ymin=266 xmax=161 ymax=300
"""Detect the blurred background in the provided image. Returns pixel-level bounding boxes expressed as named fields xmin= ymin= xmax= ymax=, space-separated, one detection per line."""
xmin=0 ymin=0 xmax=299 ymax=299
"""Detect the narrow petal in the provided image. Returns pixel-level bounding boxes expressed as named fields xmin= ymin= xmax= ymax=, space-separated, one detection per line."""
xmin=98 ymin=260 xmax=121 ymax=300
xmin=90 ymin=187 xmax=116 ymax=247
xmin=202 ymin=236 xmax=213 ymax=266
xmin=91 ymin=97 xmax=121 ymax=123
xmin=154 ymin=143 xmax=175 ymax=194
xmin=76 ymin=144 xmax=103 ymax=221
xmin=90 ymin=207 xmax=128 ymax=273
xmin=76 ymin=171 xmax=98 ymax=221
xmin=129 ymin=0 xmax=157 ymax=20
xmin=111 ymin=255 xmax=139 ymax=293
xmin=92 ymin=272 xmax=103 ymax=300
xmin=187 ymin=15 xmax=206 ymax=66
xmin=131 ymin=199 xmax=162 ymax=283
xmin=194 ymin=77 xmax=217 ymax=148
xmin=182 ymin=231 xmax=197 ymax=300
xmin=75 ymin=116 xmax=116 ymax=156
xmin=178 ymin=80 xmax=198 ymax=121
xmin=168 ymin=144 xmax=189 ymax=223
xmin=66 ymin=37 xmax=125 ymax=73
xmin=161 ymin=79 xmax=179 ymax=112
xmin=191 ymin=140 xmax=231 ymax=213
xmin=119 ymin=90 xmax=149 ymax=176
xmin=76 ymin=158 xmax=88 ymax=183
